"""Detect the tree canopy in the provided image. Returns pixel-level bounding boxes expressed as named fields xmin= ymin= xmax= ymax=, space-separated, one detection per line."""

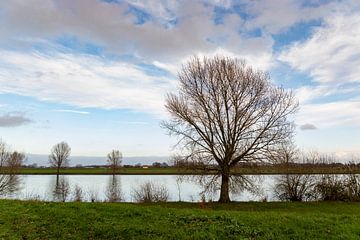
xmin=163 ymin=56 xmax=298 ymax=202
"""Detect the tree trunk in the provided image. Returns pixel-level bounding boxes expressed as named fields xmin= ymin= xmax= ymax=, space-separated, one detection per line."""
xmin=56 ymin=173 xmax=59 ymax=186
xmin=219 ymin=172 xmax=231 ymax=203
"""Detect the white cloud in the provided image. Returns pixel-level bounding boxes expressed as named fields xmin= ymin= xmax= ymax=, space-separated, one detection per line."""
xmin=116 ymin=121 xmax=149 ymax=125
xmin=280 ymin=11 xmax=360 ymax=84
xmin=54 ymin=109 xmax=90 ymax=115
xmin=0 ymin=50 xmax=175 ymax=116
xmin=297 ymin=100 xmax=360 ymax=128
xmin=244 ymin=0 xmax=338 ymax=34
xmin=294 ymin=85 xmax=336 ymax=104
xmin=0 ymin=0 xmax=276 ymax=69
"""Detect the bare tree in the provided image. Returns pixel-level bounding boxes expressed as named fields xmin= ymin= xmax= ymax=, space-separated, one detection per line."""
xmin=162 ymin=56 xmax=298 ymax=203
xmin=107 ymin=150 xmax=122 ymax=174
xmin=49 ymin=142 xmax=71 ymax=176
xmin=0 ymin=140 xmax=25 ymax=195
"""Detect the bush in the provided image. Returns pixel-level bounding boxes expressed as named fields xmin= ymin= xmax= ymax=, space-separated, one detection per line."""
xmin=315 ymin=174 xmax=360 ymax=201
xmin=274 ymin=174 xmax=317 ymax=201
xmin=132 ymin=181 xmax=169 ymax=203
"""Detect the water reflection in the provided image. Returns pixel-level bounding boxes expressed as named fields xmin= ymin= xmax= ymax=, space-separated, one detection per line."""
xmin=105 ymin=175 xmax=123 ymax=202
xmin=273 ymin=174 xmax=318 ymax=201
xmin=0 ymin=174 xmax=22 ymax=196
xmin=6 ymin=175 xmax=360 ymax=202
xmin=52 ymin=175 xmax=70 ymax=202
xmin=180 ymin=174 xmax=265 ymax=201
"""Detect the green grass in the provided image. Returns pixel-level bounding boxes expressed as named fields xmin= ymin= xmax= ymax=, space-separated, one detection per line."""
xmin=0 ymin=200 xmax=360 ymax=239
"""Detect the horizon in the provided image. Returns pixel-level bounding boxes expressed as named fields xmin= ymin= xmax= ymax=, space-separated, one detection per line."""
xmin=25 ymin=154 xmax=171 ymax=167
xmin=0 ymin=0 xmax=359 ymax=159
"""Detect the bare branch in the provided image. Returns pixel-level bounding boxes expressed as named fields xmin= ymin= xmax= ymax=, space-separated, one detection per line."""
xmin=162 ymin=56 xmax=298 ymax=202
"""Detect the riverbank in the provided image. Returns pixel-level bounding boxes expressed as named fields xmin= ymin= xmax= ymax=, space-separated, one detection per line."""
xmin=14 ymin=165 xmax=360 ymax=175
xmin=0 ymin=200 xmax=359 ymax=239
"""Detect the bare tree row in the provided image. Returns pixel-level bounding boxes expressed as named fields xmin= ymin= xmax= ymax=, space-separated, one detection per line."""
xmin=49 ymin=141 xmax=122 ymax=174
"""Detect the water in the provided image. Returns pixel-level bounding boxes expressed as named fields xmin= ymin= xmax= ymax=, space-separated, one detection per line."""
xmin=0 ymin=174 xmax=277 ymax=202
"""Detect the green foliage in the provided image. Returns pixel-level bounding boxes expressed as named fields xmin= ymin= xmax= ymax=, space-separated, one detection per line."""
xmin=0 ymin=200 xmax=360 ymax=239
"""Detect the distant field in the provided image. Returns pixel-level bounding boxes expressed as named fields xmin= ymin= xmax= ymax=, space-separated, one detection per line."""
xmin=15 ymin=165 xmax=360 ymax=175
xmin=17 ymin=167 xmax=183 ymax=175
xmin=0 ymin=200 xmax=360 ymax=239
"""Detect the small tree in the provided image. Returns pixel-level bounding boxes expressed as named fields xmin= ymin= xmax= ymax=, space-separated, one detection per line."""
xmin=107 ymin=150 xmax=122 ymax=174
xmin=162 ymin=56 xmax=298 ymax=203
xmin=49 ymin=142 xmax=71 ymax=176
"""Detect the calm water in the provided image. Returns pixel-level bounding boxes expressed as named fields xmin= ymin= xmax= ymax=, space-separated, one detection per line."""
xmin=1 ymin=175 xmax=277 ymax=202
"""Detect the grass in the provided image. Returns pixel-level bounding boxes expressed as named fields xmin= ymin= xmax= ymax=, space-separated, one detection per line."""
xmin=0 ymin=200 xmax=360 ymax=239
xmin=16 ymin=166 xmax=360 ymax=175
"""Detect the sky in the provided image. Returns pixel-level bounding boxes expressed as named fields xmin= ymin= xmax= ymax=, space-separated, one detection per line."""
xmin=0 ymin=0 xmax=359 ymax=159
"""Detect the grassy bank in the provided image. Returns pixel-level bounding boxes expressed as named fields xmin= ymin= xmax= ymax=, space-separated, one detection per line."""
xmin=15 ymin=166 xmax=360 ymax=175
xmin=0 ymin=200 xmax=360 ymax=239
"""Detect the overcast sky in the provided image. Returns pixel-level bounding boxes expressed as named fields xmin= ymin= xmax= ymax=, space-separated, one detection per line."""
xmin=0 ymin=0 xmax=359 ymax=158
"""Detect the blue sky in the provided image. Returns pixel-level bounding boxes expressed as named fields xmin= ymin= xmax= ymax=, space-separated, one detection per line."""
xmin=0 ymin=0 xmax=359 ymax=159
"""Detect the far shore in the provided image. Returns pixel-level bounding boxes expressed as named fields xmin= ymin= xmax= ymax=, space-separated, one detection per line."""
xmin=11 ymin=165 xmax=360 ymax=175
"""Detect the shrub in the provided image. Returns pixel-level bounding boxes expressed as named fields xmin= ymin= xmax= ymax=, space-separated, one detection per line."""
xmin=132 ymin=181 xmax=169 ymax=203
xmin=315 ymin=174 xmax=360 ymax=201
xmin=274 ymin=174 xmax=317 ymax=201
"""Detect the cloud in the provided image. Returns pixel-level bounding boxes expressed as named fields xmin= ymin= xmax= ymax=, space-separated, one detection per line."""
xmin=279 ymin=10 xmax=360 ymax=85
xmin=0 ymin=0 xmax=276 ymax=68
xmin=297 ymin=100 xmax=360 ymax=129
xmin=299 ymin=123 xmax=317 ymax=131
xmin=117 ymin=121 xmax=149 ymax=125
xmin=0 ymin=0 xmax=357 ymax=121
xmin=0 ymin=112 xmax=32 ymax=127
xmin=0 ymin=49 xmax=175 ymax=116
xmin=244 ymin=0 xmax=336 ymax=34
xmin=55 ymin=109 xmax=90 ymax=115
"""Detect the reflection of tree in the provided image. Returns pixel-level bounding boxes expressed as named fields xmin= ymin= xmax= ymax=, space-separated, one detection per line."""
xmin=175 ymin=175 xmax=185 ymax=202
xmin=274 ymin=174 xmax=317 ymax=201
xmin=0 ymin=175 xmax=21 ymax=196
xmin=182 ymin=174 xmax=261 ymax=201
xmin=73 ymin=185 xmax=83 ymax=202
xmin=105 ymin=175 xmax=123 ymax=202
xmin=273 ymin=143 xmax=318 ymax=202
xmin=0 ymin=141 xmax=24 ymax=196
xmin=52 ymin=176 xmax=70 ymax=202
